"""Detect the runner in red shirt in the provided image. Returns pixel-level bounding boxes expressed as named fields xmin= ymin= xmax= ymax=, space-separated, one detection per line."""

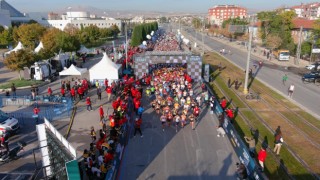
xmin=134 ymin=117 xmax=143 ymax=137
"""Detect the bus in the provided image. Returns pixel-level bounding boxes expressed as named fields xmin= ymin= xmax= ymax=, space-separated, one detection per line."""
xmin=274 ymin=50 xmax=290 ymax=61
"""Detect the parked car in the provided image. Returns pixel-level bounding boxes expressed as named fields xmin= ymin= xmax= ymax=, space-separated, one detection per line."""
xmin=302 ymin=72 xmax=320 ymax=83
xmin=305 ymin=63 xmax=320 ymax=70
xmin=0 ymin=110 xmax=20 ymax=137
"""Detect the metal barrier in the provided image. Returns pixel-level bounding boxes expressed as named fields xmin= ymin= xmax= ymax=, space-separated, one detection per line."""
xmin=1 ymin=95 xmax=73 ymax=123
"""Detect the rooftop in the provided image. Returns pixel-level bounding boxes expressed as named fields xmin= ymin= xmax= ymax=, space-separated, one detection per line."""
xmin=0 ymin=0 xmax=24 ymax=17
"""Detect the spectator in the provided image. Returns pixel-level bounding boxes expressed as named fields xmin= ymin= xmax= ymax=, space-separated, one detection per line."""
xmin=47 ymin=86 xmax=53 ymax=97
xmin=288 ymin=84 xmax=294 ymax=98
xmin=33 ymin=106 xmax=40 ymax=123
xmin=258 ymin=147 xmax=267 ymax=172
xmin=220 ymin=97 xmax=227 ymax=110
xmin=99 ymin=106 xmax=104 ymax=121
xmin=61 ymin=87 xmax=65 ymax=97
xmin=134 ymin=117 xmax=143 ymax=138
xmin=11 ymin=83 xmax=16 ymax=97
xmin=274 ymin=131 xmax=284 ymax=155
xmin=244 ymin=136 xmax=256 ymax=157
xmin=216 ymin=125 xmax=226 ymax=137
xmin=86 ymin=97 xmax=92 ymax=111
xmin=90 ymin=126 xmax=96 ymax=143
xmin=137 ymin=106 xmax=144 ymax=118
xmin=97 ymin=86 xmax=102 ymax=100
xmin=70 ymin=87 xmax=76 ymax=101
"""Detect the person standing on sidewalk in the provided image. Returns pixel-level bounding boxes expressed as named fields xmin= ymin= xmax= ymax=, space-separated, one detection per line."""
xmin=86 ymin=97 xmax=92 ymax=111
xmin=97 ymin=86 xmax=102 ymax=100
xmin=134 ymin=117 xmax=143 ymax=138
xmin=11 ymin=83 xmax=16 ymax=97
xmin=282 ymin=74 xmax=288 ymax=86
xmin=99 ymin=106 xmax=104 ymax=121
xmin=274 ymin=130 xmax=284 ymax=155
xmin=258 ymin=147 xmax=267 ymax=172
xmin=288 ymin=84 xmax=295 ymax=98
xmin=106 ymin=86 xmax=112 ymax=101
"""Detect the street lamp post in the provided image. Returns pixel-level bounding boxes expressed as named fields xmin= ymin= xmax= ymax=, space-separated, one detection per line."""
xmin=243 ymin=19 xmax=254 ymax=95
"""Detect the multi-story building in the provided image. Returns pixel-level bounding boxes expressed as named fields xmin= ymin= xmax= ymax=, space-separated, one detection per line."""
xmin=45 ymin=11 xmax=123 ymax=32
xmin=291 ymin=2 xmax=320 ymax=20
xmin=208 ymin=5 xmax=247 ymax=26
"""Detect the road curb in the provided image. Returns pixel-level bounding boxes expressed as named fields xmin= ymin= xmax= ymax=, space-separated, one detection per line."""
xmin=0 ymin=81 xmax=50 ymax=92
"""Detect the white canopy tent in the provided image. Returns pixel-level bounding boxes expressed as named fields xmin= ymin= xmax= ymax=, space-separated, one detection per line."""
xmin=34 ymin=42 xmax=44 ymax=53
xmin=89 ymin=52 xmax=121 ymax=83
xmin=5 ymin=41 xmax=24 ymax=55
xmin=59 ymin=64 xmax=87 ymax=76
xmin=77 ymin=45 xmax=91 ymax=54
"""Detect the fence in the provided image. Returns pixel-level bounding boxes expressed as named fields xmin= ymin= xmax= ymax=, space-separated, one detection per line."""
xmin=0 ymin=95 xmax=73 ymax=123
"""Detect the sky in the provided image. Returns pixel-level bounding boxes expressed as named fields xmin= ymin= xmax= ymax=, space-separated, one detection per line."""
xmin=7 ymin=0 xmax=318 ymax=13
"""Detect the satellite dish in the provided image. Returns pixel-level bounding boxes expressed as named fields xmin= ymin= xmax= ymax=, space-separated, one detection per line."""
xmin=142 ymin=41 xmax=147 ymax=45
xmin=146 ymin=35 xmax=151 ymax=39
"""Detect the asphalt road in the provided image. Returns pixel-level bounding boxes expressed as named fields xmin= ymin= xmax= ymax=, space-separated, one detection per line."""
xmin=180 ymin=26 xmax=320 ymax=119
xmin=119 ymin=83 xmax=239 ymax=180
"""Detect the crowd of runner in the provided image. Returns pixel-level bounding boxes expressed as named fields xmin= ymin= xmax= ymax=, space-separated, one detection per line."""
xmin=153 ymin=32 xmax=181 ymax=52
xmin=143 ymin=66 xmax=208 ymax=131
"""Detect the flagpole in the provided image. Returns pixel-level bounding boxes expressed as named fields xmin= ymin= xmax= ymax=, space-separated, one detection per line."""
xmin=125 ymin=22 xmax=128 ymax=69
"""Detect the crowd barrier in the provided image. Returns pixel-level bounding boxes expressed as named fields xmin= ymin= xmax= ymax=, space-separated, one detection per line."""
xmin=204 ymin=79 xmax=264 ymax=180
xmin=0 ymin=95 xmax=73 ymax=123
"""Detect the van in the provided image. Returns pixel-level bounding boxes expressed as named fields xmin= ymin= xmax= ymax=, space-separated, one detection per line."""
xmin=274 ymin=50 xmax=290 ymax=61
xmin=0 ymin=110 xmax=20 ymax=136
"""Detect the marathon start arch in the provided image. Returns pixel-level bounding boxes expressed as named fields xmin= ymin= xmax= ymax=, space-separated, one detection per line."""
xmin=134 ymin=51 xmax=202 ymax=80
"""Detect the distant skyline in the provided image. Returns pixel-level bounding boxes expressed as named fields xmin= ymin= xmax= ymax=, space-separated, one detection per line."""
xmin=7 ymin=0 xmax=318 ymax=13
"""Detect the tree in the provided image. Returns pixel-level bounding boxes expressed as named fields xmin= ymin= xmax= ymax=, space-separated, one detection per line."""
xmin=266 ymin=34 xmax=282 ymax=51
xmin=40 ymin=28 xmax=62 ymax=58
xmin=4 ymin=49 xmax=36 ymax=79
xmin=192 ymin=18 xmax=201 ymax=29
xmin=13 ymin=23 xmax=46 ymax=49
xmin=131 ymin=25 xmax=143 ymax=46
xmin=312 ymin=19 xmax=320 ymax=46
xmin=301 ymin=41 xmax=312 ymax=56
xmin=0 ymin=25 xmax=4 ymax=33
xmin=110 ymin=24 xmax=120 ymax=37
xmin=0 ymin=29 xmax=11 ymax=45
xmin=56 ymin=33 xmax=80 ymax=52
xmin=28 ymin=19 xmax=38 ymax=24
xmin=100 ymin=28 xmax=113 ymax=38
xmin=160 ymin=17 xmax=167 ymax=23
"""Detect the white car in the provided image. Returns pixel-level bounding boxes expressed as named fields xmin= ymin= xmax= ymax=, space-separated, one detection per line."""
xmin=0 ymin=110 xmax=20 ymax=136
xmin=305 ymin=63 xmax=320 ymax=70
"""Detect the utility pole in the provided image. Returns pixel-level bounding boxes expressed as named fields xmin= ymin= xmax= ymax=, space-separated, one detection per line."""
xmin=125 ymin=23 xmax=128 ymax=69
xmin=295 ymin=26 xmax=303 ymax=65
xmin=202 ymin=17 xmax=205 ymax=56
xmin=243 ymin=19 xmax=254 ymax=95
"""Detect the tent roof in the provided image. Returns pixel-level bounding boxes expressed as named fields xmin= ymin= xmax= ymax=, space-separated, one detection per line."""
xmin=90 ymin=52 xmax=121 ymax=71
xmin=34 ymin=41 xmax=43 ymax=53
xmin=5 ymin=41 xmax=24 ymax=54
xmin=59 ymin=64 xmax=87 ymax=76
